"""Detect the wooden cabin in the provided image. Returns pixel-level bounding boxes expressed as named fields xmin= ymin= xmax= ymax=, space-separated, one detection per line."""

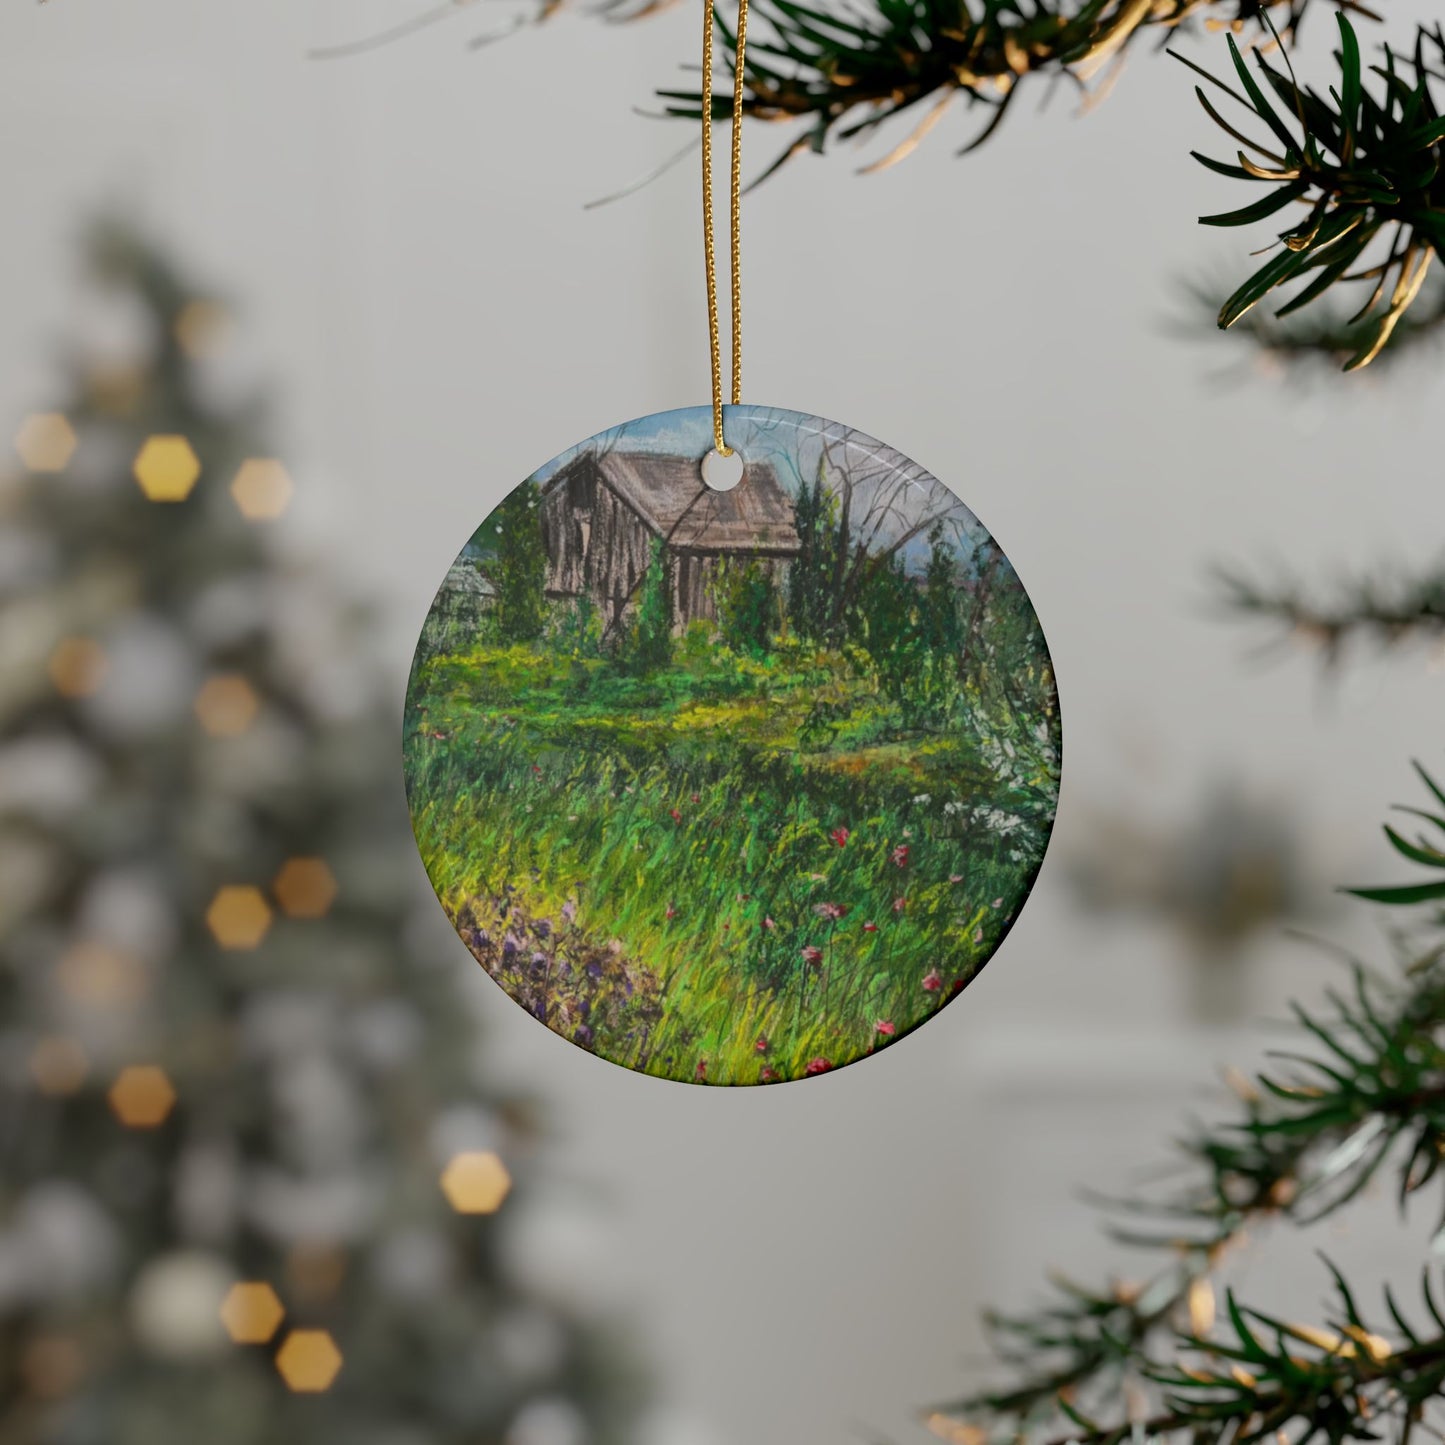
xmin=539 ymin=449 xmax=800 ymax=629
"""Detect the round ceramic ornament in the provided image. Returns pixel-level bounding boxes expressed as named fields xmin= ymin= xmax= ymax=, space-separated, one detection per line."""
xmin=404 ymin=405 xmax=1060 ymax=1084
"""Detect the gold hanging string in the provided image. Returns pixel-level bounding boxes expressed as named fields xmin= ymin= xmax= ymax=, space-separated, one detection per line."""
xmin=701 ymin=0 xmax=748 ymax=456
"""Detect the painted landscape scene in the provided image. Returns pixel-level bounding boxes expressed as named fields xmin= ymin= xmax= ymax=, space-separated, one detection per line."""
xmin=404 ymin=407 xmax=1060 ymax=1084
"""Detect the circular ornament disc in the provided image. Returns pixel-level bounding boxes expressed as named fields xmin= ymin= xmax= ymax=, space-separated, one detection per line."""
xmin=405 ymin=407 xmax=1060 ymax=1084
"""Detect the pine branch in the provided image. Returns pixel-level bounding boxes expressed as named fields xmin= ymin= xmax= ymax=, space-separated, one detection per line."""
xmin=655 ymin=0 xmax=1343 ymax=169
xmin=1180 ymin=270 xmax=1445 ymax=377
xmin=927 ymin=843 xmax=1445 ymax=1445
xmin=1220 ymin=565 xmax=1445 ymax=658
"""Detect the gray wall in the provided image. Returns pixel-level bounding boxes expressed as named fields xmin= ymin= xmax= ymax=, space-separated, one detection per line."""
xmin=1 ymin=2 xmax=1441 ymax=1440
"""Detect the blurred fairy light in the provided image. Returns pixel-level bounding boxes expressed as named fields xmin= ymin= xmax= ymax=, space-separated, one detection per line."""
xmin=273 ymin=858 xmax=338 ymax=919
xmin=230 ymin=459 xmax=293 ymax=521
xmin=107 ymin=1065 xmax=177 ymax=1128
xmin=285 ymin=1242 xmax=348 ymax=1301
xmin=58 ymin=939 xmax=149 ymax=1007
xmin=925 ymin=1415 xmax=987 ymax=1445
xmin=14 ymin=412 xmax=77 ymax=473
xmin=173 ymin=300 xmax=231 ymax=361
xmin=274 ymin=1328 xmax=343 ymax=1392
xmin=205 ymin=885 xmax=273 ymax=949
xmin=440 ymin=1151 xmax=512 ymax=1215
xmin=218 ymin=1281 xmax=285 ymax=1345
xmin=1188 ymin=1275 xmax=1216 ymax=1336
xmin=29 ymin=1036 xmax=89 ymax=1096
xmin=47 ymin=637 xmax=107 ymax=699
xmin=193 ymin=673 xmax=260 ymax=737
xmin=132 ymin=435 xmax=200 ymax=503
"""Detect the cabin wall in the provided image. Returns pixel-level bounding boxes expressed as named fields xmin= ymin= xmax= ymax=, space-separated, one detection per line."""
xmin=673 ymin=552 xmax=792 ymax=632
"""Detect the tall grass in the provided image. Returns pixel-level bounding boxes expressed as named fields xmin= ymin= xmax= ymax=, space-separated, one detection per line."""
xmin=406 ymin=636 xmax=1056 ymax=1084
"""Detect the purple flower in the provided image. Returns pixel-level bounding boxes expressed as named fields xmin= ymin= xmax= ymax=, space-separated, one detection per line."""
xmin=587 ymin=960 xmax=603 ymax=980
xmin=562 ymin=900 xmax=577 ymax=924
xmin=574 ymin=1024 xmax=594 ymax=1047
xmin=502 ymin=932 xmax=520 ymax=959
xmin=533 ymin=918 xmax=552 ymax=940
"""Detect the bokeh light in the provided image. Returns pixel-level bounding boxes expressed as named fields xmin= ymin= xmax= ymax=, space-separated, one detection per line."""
xmin=274 ymin=1329 xmax=343 ymax=1392
xmin=273 ymin=858 xmax=337 ymax=919
xmin=48 ymin=637 xmax=107 ymax=698
xmin=230 ymin=459 xmax=293 ymax=521
xmin=194 ymin=674 xmax=260 ymax=737
xmin=29 ymin=1036 xmax=89 ymax=1096
xmin=58 ymin=939 xmax=149 ymax=1007
xmin=440 ymin=1151 xmax=512 ymax=1215
xmin=108 ymin=1065 xmax=177 ymax=1128
xmin=174 ymin=300 xmax=231 ymax=360
xmin=219 ymin=1282 xmax=285 ymax=1345
xmin=205 ymin=885 xmax=273 ymax=949
xmin=133 ymin=436 xmax=200 ymax=502
xmin=15 ymin=412 xmax=78 ymax=473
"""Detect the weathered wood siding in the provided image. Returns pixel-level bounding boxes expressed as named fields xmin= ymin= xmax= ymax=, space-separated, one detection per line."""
xmin=542 ymin=458 xmax=657 ymax=626
xmin=673 ymin=552 xmax=790 ymax=629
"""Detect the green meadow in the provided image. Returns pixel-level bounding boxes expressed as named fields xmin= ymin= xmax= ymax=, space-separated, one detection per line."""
xmin=405 ymin=619 xmax=1058 ymax=1084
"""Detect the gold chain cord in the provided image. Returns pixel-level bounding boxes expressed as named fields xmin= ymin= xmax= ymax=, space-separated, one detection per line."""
xmin=701 ymin=0 xmax=747 ymax=456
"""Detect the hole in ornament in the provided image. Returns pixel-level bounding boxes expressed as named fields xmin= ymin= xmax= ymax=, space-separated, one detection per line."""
xmin=701 ymin=448 xmax=744 ymax=492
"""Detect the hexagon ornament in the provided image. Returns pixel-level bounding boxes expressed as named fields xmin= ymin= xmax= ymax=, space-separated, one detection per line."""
xmin=405 ymin=406 xmax=1060 ymax=1084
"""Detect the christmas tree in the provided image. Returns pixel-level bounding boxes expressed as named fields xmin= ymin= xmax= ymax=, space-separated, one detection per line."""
xmin=0 ymin=220 xmax=641 ymax=1445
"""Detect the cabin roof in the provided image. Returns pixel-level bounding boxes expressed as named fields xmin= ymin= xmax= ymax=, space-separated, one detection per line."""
xmin=548 ymin=450 xmax=800 ymax=555
xmin=442 ymin=560 xmax=495 ymax=596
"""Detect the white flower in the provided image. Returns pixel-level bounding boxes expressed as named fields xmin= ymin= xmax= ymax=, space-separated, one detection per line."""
xmin=912 ymin=793 xmax=932 ymax=806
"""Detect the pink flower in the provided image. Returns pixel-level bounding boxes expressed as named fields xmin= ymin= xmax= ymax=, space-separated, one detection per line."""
xmin=665 ymin=902 xmax=678 ymax=921
xmin=755 ymin=1036 xmax=769 ymax=1054
xmin=949 ymin=874 xmax=965 ymax=885
xmin=922 ymin=971 xmax=943 ymax=992
xmin=531 ymin=763 xmax=542 ymax=775
xmin=804 ymin=1057 xmax=832 ymax=1076
xmin=763 ymin=916 xmax=776 ymax=930
xmin=830 ymin=827 xmax=850 ymax=848
xmin=973 ymin=926 xmax=984 ymax=944
xmin=669 ymin=807 xmax=682 ymax=823
xmin=813 ymin=901 xmax=849 ymax=921
xmin=695 ymin=1059 xmax=707 ymax=1080
xmin=892 ymin=844 xmax=910 ymax=868
xmin=760 ymin=1066 xmax=778 ymax=1082
xmin=801 ymin=945 xmax=824 ymax=966
xmin=892 ymin=897 xmax=908 ymax=914
xmin=691 ymin=792 xmax=702 ymax=805
xmin=875 ymin=1020 xmax=896 ymax=1037
xmin=862 ymin=921 xmax=878 ymax=933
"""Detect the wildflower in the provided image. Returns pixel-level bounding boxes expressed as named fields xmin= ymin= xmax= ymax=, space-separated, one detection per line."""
xmin=669 ymin=808 xmax=682 ymax=823
xmin=804 ymin=1058 xmax=832 ymax=1076
xmin=801 ymin=945 xmax=824 ymax=966
xmin=574 ymin=1024 xmax=594 ymax=1048
xmin=991 ymin=897 xmax=1004 ymax=909
xmin=951 ymin=978 xmax=968 ymax=995
xmin=531 ymin=764 xmax=542 ymax=775
xmin=973 ymin=926 xmax=984 ymax=944
xmin=562 ymin=899 xmax=577 ymax=924
xmin=875 ymin=1020 xmax=896 ymax=1037
xmin=892 ymin=844 xmax=910 ymax=868
xmin=949 ymin=874 xmax=964 ymax=884
xmin=829 ymin=827 xmax=850 ymax=848
xmin=763 ymin=916 xmax=776 ymax=930
xmin=922 ymin=971 xmax=943 ymax=992
xmin=912 ymin=793 xmax=932 ymax=805
xmin=665 ymin=903 xmax=678 ymax=921
xmin=892 ymin=897 xmax=908 ymax=914
xmin=755 ymin=1036 xmax=768 ymax=1054
xmin=502 ymin=932 xmax=520 ymax=959
xmin=695 ymin=1059 xmax=707 ymax=1081
xmin=690 ymin=793 xmax=701 ymax=805
xmin=760 ymin=1066 xmax=778 ymax=1083
xmin=813 ymin=901 xmax=848 ymax=921
xmin=862 ymin=921 xmax=878 ymax=933
xmin=586 ymin=960 xmax=603 ymax=980
xmin=533 ymin=918 xmax=551 ymax=940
